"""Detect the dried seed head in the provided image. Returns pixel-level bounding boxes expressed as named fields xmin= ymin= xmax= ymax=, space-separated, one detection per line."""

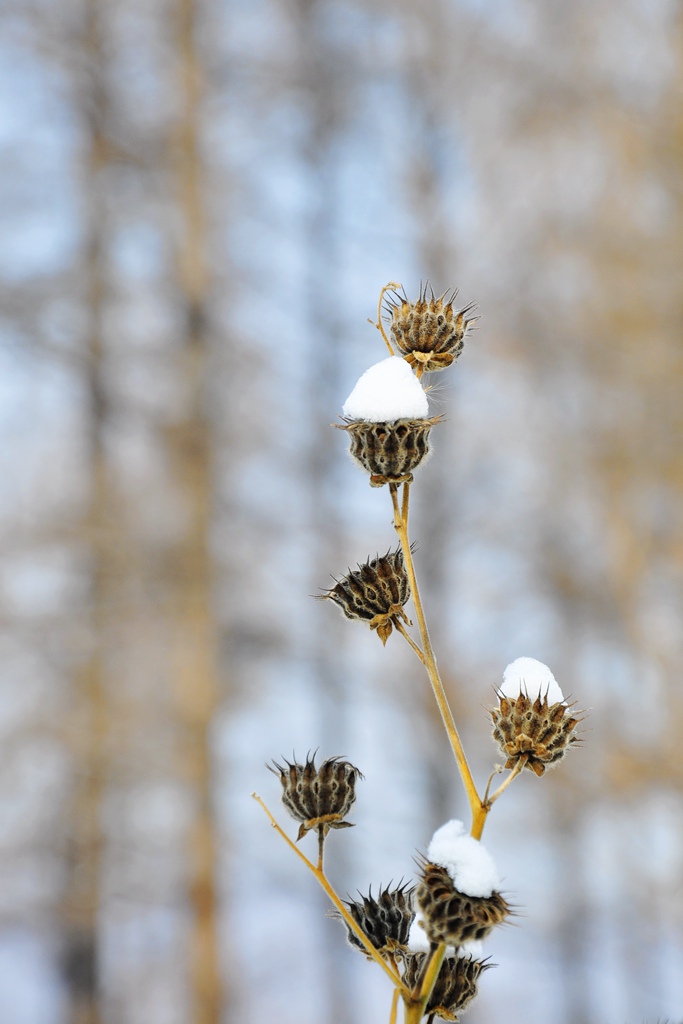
xmin=339 ymin=416 xmax=440 ymax=487
xmin=403 ymin=952 xmax=492 ymax=1020
xmin=489 ymin=691 xmax=581 ymax=777
xmin=268 ymin=754 xmax=362 ymax=840
xmin=384 ymin=284 xmax=475 ymax=373
xmin=321 ymin=548 xmax=411 ymax=645
xmin=415 ymin=861 xmax=510 ymax=947
xmin=334 ymin=882 xmax=415 ymax=958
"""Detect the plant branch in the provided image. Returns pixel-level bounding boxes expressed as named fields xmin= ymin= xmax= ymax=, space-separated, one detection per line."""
xmin=390 ymin=484 xmax=485 ymax=837
xmin=415 ymin=943 xmax=446 ymax=1002
xmin=389 ymin=986 xmax=400 ymax=1024
xmin=394 ymin=618 xmax=426 ymax=664
xmin=487 ymin=755 xmax=528 ymax=806
xmin=370 ymin=281 xmax=400 ymax=355
xmin=252 ymin=793 xmax=410 ymax=995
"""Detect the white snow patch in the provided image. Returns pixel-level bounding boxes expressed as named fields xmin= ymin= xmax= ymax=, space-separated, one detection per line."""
xmin=458 ymin=939 xmax=484 ymax=960
xmin=342 ymin=357 xmax=429 ymax=421
xmin=407 ymin=915 xmax=456 ymax=957
xmin=501 ymin=656 xmax=564 ymax=704
xmin=407 ymin=915 xmax=432 ymax=954
xmin=427 ymin=819 xmax=500 ymax=898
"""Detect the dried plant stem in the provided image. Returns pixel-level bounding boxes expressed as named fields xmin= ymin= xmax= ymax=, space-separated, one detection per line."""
xmin=414 ymin=943 xmax=447 ymax=1002
xmin=487 ymin=754 xmax=528 ymax=807
xmin=372 ymin=281 xmax=401 ymax=355
xmin=252 ymin=793 xmax=410 ymax=996
xmin=394 ymin=619 xmax=426 ymax=664
xmin=389 ymin=987 xmax=400 ymax=1024
xmin=402 ymin=942 xmax=446 ymax=1024
xmin=389 ymin=484 xmax=486 ymax=839
xmin=317 ymin=825 xmax=325 ymax=872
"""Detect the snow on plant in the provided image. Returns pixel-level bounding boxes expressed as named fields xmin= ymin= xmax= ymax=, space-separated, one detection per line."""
xmin=253 ymin=282 xmax=586 ymax=1023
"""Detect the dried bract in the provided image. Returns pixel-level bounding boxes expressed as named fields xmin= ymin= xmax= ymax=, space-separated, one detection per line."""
xmin=385 ymin=284 xmax=475 ymax=373
xmin=403 ymin=953 xmax=491 ymax=1021
xmin=321 ymin=548 xmax=411 ymax=645
xmin=335 ymin=882 xmax=415 ymax=958
xmin=489 ymin=692 xmax=581 ymax=777
xmin=339 ymin=417 xmax=440 ymax=487
xmin=268 ymin=754 xmax=362 ymax=841
xmin=416 ymin=862 xmax=509 ymax=947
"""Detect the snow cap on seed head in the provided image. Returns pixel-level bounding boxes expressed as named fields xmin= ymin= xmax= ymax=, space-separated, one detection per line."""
xmin=342 ymin=356 xmax=429 ymax=421
xmin=427 ymin=820 xmax=500 ymax=898
xmin=501 ymin=656 xmax=564 ymax=705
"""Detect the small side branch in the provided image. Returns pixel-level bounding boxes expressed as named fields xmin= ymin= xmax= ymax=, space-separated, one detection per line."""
xmin=487 ymin=755 xmax=528 ymax=807
xmin=370 ymin=281 xmax=401 ymax=355
xmin=252 ymin=793 xmax=410 ymax=996
xmin=394 ymin=619 xmax=426 ymax=664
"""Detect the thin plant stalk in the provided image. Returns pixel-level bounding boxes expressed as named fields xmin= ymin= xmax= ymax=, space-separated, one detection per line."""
xmin=393 ymin=618 xmax=426 ymax=664
xmin=371 ymin=281 xmax=400 ymax=355
xmin=389 ymin=484 xmax=486 ymax=838
xmin=389 ymin=987 xmax=400 ymax=1024
xmin=414 ymin=943 xmax=447 ymax=1002
xmin=487 ymin=754 xmax=528 ymax=807
xmin=252 ymin=793 xmax=410 ymax=996
xmin=402 ymin=939 xmax=445 ymax=1024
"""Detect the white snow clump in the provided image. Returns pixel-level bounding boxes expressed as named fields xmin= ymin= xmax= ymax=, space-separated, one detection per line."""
xmin=458 ymin=939 xmax=484 ymax=960
xmin=501 ymin=656 xmax=564 ymax=705
xmin=407 ymin=915 xmax=433 ymax=954
xmin=407 ymin=916 xmax=484 ymax=960
xmin=427 ymin=819 xmax=500 ymax=898
xmin=342 ymin=356 xmax=429 ymax=422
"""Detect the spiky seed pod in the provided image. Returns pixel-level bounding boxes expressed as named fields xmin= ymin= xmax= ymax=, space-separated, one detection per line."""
xmin=403 ymin=953 xmax=491 ymax=1021
xmin=385 ymin=284 xmax=475 ymax=373
xmin=339 ymin=417 xmax=440 ymax=487
xmin=415 ymin=862 xmax=510 ymax=947
xmin=321 ymin=548 xmax=411 ymax=645
xmin=268 ymin=754 xmax=362 ymax=841
xmin=335 ymin=883 xmax=415 ymax=958
xmin=489 ymin=692 xmax=581 ymax=777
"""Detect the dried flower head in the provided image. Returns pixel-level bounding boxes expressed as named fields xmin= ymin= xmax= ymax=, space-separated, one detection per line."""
xmin=339 ymin=416 xmax=440 ymax=487
xmin=489 ymin=692 xmax=581 ymax=777
xmin=415 ymin=861 xmax=510 ymax=947
xmin=268 ymin=754 xmax=362 ymax=841
xmin=403 ymin=952 xmax=492 ymax=1021
xmin=321 ymin=547 xmax=411 ymax=645
xmin=334 ymin=882 xmax=415 ymax=958
xmin=384 ymin=284 xmax=475 ymax=373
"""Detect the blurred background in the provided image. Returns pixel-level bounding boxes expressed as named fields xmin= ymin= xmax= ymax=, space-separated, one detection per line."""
xmin=1 ymin=0 xmax=682 ymax=1021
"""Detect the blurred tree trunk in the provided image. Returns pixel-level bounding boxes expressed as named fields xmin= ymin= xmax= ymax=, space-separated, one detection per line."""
xmin=295 ymin=2 xmax=354 ymax=1021
xmin=167 ymin=1 xmax=223 ymax=1020
xmin=58 ymin=1 xmax=109 ymax=1020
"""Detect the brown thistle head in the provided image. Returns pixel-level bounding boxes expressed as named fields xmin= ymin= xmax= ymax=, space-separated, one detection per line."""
xmin=415 ymin=860 xmax=510 ymax=947
xmin=403 ymin=952 xmax=492 ymax=1021
xmin=333 ymin=882 xmax=415 ymax=959
xmin=321 ymin=547 xmax=411 ymax=645
xmin=489 ymin=658 xmax=584 ymax=776
xmin=489 ymin=691 xmax=581 ymax=776
xmin=338 ymin=416 xmax=440 ymax=488
xmin=384 ymin=283 xmax=475 ymax=373
xmin=268 ymin=754 xmax=362 ymax=841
